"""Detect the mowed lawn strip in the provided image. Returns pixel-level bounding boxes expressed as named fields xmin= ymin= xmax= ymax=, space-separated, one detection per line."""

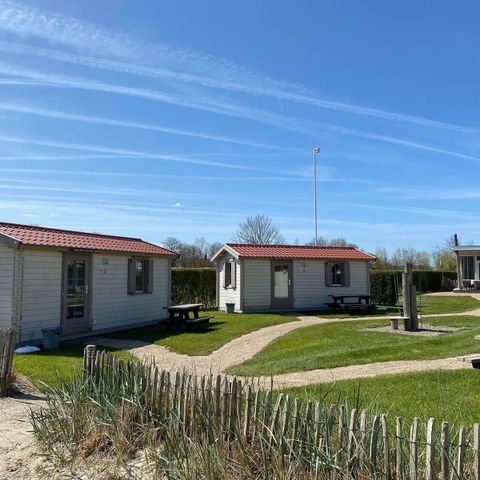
xmin=13 ymin=343 xmax=133 ymax=389
xmin=313 ymin=294 xmax=480 ymax=318
xmin=229 ymin=315 xmax=480 ymax=376
xmin=283 ymin=369 xmax=480 ymax=426
xmin=109 ymin=311 xmax=298 ymax=356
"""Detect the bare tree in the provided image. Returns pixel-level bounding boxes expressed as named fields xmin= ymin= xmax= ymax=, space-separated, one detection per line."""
xmin=233 ymin=214 xmax=284 ymax=245
xmin=305 ymin=236 xmax=356 ymax=247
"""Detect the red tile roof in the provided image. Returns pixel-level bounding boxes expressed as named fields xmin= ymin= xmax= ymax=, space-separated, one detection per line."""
xmin=0 ymin=222 xmax=177 ymax=256
xmin=225 ymin=243 xmax=375 ymax=260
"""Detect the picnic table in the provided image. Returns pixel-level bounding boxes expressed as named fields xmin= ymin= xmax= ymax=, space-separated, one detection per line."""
xmin=325 ymin=294 xmax=375 ymax=311
xmin=167 ymin=303 xmax=213 ymax=328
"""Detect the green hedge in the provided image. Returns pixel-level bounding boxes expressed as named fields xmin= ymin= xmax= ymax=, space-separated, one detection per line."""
xmin=171 ymin=267 xmax=457 ymax=309
xmin=171 ymin=268 xmax=216 ymax=308
xmin=370 ymin=270 xmax=457 ymax=306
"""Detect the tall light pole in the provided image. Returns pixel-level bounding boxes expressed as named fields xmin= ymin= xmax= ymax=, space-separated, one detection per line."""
xmin=313 ymin=146 xmax=320 ymax=246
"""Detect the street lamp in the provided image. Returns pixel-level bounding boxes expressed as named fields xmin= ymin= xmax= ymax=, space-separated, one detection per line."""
xmin=313 ymin=146 xmax=320 ymax=246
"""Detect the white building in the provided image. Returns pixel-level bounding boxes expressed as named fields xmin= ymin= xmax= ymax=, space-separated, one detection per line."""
xmin=0 ymin=222 xmax=176 ymax=343
xmin=211 ymin=244 xmax=375 ymax=312
xmin=452 ymin=245 xmax=480 ymax=289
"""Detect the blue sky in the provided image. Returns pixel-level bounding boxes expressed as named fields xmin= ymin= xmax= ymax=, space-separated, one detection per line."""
xmin=0 ymin=0 xmax=479 ymax=253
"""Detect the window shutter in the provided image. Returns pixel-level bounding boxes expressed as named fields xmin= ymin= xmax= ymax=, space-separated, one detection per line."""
xmin=224 ymin=261 xmax=230 ymax=288
xmin=324 ymin=262 xmax=332 ymax=287
xmin=344 ymin=262 xmax=350 ymax=287
xmin=231 ymin=261 xmax=237 ymax=289
xmin=127 ymin=258 xmax=135 ymax=294
xmin=147 ymin=259 xmax=154 ymax=293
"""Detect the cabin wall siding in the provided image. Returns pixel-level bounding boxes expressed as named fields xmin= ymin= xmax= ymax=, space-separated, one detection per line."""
xmin=243 ymin=259 xmax=271 ymax=310
xmin=91 ymin=254 xmax=169 ymax=331
xmin=0 ymin=244 xmax=14 ymax=329
xmin=20 ymin=249 xmax=62 ymax=341
xmin=293 ymin=260 xmax=369 ymax=309
xmin=218 ymin=254 xmax=241 ymax=312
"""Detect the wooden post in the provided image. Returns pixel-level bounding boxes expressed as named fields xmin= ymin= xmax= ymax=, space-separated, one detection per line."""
xmin=396 ymin=417 xmax=403 ymax=480
xmin=0 ymin=329 xmax=15 ymax=397
xmin=425 ymin=418 xmax=435 ymax=480
xmin=409 ymin=417 xmax=419 ymax=480
xmin=440 ymin=421 xmax=449 ymax=480
xmin=456 ymin=426 xmax=465 ymax=478
xmin=382 ymin=414 xmax=390 ymax=480
xmin=403 ymin=263 xmax=413 ymax=331
xmin=474 ymin=423 xmax=480 ymax=480
xmin=84 ymin=344 xmax=96 ymax=378
xmin=410 ymin=285 xmax=418 ymax=331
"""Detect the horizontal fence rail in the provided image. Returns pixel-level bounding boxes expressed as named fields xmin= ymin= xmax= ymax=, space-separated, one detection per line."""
xmin=84 ymin=345 xmax=480 ymax=479
xmin=0 ymin=328 xmax=15 ymax=396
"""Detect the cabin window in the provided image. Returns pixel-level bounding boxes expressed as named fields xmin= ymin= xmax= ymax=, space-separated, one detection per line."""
xmin=461 ymin=256 xmax=475 ymax=280
xmin=224 ymin=259 xmax=236 ymax=289
xmin=331 ymin=262 xmax=345 ymax=286
xmin=325 ymin=261 xmax=351 ymax=287
xmin=128 ymin=258 xmax=154 ymax=294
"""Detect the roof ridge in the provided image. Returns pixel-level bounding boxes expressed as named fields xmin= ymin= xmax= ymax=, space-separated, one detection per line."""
xmin=0 ymin=221 xmax=143 ymax=242
xmin=226 ymin=243 xmax=358 ymax=249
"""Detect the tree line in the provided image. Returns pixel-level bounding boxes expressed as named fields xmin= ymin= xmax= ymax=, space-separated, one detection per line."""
xmin=162 ymin=213 xmax=458 ymax=270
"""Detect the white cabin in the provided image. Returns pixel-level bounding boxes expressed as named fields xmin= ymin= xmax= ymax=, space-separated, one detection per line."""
xmin=452 ymin=245 xmax=480 ymax=289
xmin=211 ymin=244 xmax=375 ymax=312
xmin=0 ymin=222 xmax=176 ymax=344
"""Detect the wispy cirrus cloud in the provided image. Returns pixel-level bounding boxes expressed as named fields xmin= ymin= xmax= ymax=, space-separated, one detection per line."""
xmin=0 ymin=133 xmax=312 ymax=176
xmin=2 ymin=62 xmax=480 ymax=165
xmin=0 ymin=102 xmax=289 ymax=151
xmin=0 ymin=2 xmax=477 ymax=135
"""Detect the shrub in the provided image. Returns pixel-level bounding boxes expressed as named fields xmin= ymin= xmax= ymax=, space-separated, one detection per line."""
xmin=370 ymin=270 xmax=457 ymax=305
xmin=171 ymin=267 xmax=216 ymax=307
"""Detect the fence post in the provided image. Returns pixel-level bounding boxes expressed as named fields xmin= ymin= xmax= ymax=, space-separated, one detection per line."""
xmin=83 ymin=344 xmax=96 ymax=379
xmin=0 ymin=329 xmax=15 ymax=397
xmin=396 ymin=417 xmax=403 ymax=480
xmin=456 ymin=426 xmax=465 ymax=478
xmin=440 ymin=421 xmax=449 ymax=480
xmin=474 ymin=423 xmax=480 ymax=480
xmin=409 ymin=417 xmax=419 ymax=480
xmin=425 ymin=418 xmax=435 ymax=480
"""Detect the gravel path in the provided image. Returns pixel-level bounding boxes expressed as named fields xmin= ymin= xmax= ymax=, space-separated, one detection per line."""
xmin=0 ymin=386 xmax=46 ymax=479
xmin=88 ymin=314 xmax=389 ymax=374
xmin=267 ymin=357 xmax=470 ymax=388
xmin=86 ymin=299 xmax=480 ymax=386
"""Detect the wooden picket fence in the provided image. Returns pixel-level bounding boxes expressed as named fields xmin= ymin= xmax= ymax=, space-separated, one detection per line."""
xmin=84 ymin=345 xmax=480 ymax=479
xmin=0 ymin=328 xmax=15 ymax=396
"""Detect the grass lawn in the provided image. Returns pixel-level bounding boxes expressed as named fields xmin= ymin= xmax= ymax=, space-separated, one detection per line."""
xmin=229 ymin=315 xmax=480 ymax=376
xmin=283 ymin=369 xmax=480 ymax=426
xmin=13 ymin=342 xmax=132 ymax=389
xmin=109 ymin=310 xmax=298 ymax=356
xmin=314 ymin=294 xmax=480 ymax=318
xmin=415 ymin=294 xmax=480 ymax=315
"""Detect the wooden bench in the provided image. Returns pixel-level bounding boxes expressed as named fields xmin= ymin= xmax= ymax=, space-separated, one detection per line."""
xmin=456 ymin=354 xmax=480 ymax=369
xmin=185 ymin=315 xmax=213 ymax=330
xmin=389 ymin=316 xmax=410 ymax=330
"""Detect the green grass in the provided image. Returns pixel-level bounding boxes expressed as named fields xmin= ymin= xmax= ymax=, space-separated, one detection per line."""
xmin=415 ymin=294 xmax=480 ymax=314
xmin=283 ymin=369 xmax=480 ymax=426
xmin=109 ymin=310 xmax=298 ymax=356
xmin=13 ymin=342 xmax=132 ymax=389
xmin=230 ymin=315 xmax=480 ymax=376
xmin=314 ymin=294 xmax=480 ymax=318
